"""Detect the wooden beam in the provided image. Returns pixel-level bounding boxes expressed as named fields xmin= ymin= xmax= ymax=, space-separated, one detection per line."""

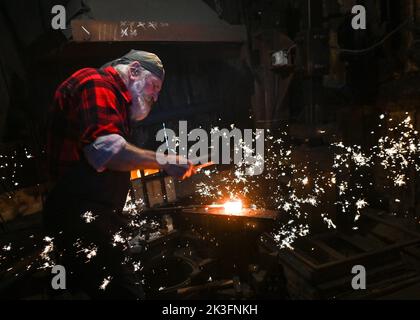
xmin=71 ymin=20 xmax=246 ymax=43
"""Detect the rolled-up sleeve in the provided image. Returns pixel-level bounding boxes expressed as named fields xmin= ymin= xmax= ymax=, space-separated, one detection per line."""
xmin=83 ymin=134 xmax=127 ymax=172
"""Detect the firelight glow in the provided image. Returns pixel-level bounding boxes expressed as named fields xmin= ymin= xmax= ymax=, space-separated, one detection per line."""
xmin=223 ymin=200 xmax=243 ymax=214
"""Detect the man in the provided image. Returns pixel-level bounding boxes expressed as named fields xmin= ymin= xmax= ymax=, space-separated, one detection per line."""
xmin=44 ymin=50 xmax=194 ymax=299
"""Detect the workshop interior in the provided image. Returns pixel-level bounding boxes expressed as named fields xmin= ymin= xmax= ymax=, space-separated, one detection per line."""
xmin=1 ymin=0 xmax=420 ymax=300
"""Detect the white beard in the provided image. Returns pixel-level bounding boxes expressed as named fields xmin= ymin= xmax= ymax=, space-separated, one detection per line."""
xmin=131 ymin=95 xmax=152 ymax=120
xmin=129 ymin=77 xmax=153 ymax=121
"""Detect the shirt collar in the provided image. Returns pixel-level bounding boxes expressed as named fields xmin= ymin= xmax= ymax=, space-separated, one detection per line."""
xmin=103 ymin=66 xmax=132 ymax=104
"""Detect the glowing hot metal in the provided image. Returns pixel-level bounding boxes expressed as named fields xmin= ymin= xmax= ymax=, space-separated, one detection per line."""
xmin=223 ymin=200 xmax=243 ymax=214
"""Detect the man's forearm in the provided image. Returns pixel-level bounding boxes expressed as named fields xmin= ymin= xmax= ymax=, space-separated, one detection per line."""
xmin=105 ymin=142 xmax=162 ymax=172
xmin=83 ymin=135 xmax=193 ymax=178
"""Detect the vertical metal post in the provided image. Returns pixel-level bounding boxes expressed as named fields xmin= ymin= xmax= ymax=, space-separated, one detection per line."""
xmin=140 ymin=170 xmax=150 ymax=208
xmin=160 ymin=172 xmax=169 ymax=205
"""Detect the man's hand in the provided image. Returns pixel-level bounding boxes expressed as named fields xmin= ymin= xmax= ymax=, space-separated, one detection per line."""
xmin=92 ymin=138 xmax=196 ymax=179
xmin=160 ymin=155 xmax=196 ymax=180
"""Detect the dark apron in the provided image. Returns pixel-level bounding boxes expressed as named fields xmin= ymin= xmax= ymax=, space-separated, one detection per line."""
xmin=43 ymin=160 xmax=143 ymax=299
xmin=46 ymin=159 xmax=130 ymax=210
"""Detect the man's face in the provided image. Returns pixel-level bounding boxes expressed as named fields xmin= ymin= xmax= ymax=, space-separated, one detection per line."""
xmin=128 ymin=69 xmax=162 ymax=121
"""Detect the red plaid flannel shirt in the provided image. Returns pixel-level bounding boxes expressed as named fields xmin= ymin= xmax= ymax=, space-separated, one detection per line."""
xmin=47 ymin=66 xmax=132 ymax=179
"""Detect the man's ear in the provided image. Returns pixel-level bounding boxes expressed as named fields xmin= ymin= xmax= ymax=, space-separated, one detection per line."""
xmin=129 ymin=61 xmax=142 ymax=81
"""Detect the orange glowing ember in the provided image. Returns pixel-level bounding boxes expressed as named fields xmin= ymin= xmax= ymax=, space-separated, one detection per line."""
xmin=223 ymin=200 xmax=243 ymax=214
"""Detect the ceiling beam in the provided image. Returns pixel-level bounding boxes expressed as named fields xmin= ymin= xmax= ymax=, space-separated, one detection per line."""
xmin=71 ymin=20 xmax=246 ymax=43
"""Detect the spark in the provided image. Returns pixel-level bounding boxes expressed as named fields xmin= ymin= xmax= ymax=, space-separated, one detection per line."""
xmin=322 ymin=213 xmax=337 ymax=229
xmin=273 ymin=224 xmax=310 ymax=249
xmin=73 ymin=240 xmax=98 ymax=262
xmin=100 ymin=276 xmax=112 ymax=290
xmin=193 ymin=115 xmax=419 ymax=249
xmin=112 ymin=231 xmax=126 ymax=247
xmin=84 ymin=246 xmax=97 ymax=260
xmin=81 ymin=211 xmax=97 ymax=223
xmin=39 ymin=237 xmax=55 ymax=269
xmin=394 ymin=174 xmax=406 ymax=186
xmin=133 ymin=261 xmax=142 ymax=272
xmin=356 ymin=199 xmax=368 ymax=210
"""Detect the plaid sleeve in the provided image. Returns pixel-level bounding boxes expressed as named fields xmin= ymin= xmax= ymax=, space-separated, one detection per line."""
xmin=79 ymin=79 xmax=128 ymax=146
